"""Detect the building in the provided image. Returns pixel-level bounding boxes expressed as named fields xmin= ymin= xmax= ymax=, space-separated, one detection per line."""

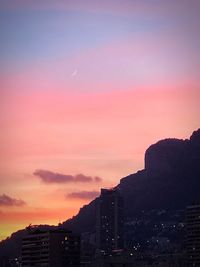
xmin=96 ymin=188 xmax=124 ymax=253
xmin=186 ymin=204 xmax=200 ymax=266
xmin=21 ymin=226 xmax=80 ymax=267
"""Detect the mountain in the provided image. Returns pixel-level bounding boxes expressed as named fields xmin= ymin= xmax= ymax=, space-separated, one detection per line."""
xmin=62 ymin=129 xmax=200 ymax=231
xmin=0 ymin=129 xmax=200 ymax=260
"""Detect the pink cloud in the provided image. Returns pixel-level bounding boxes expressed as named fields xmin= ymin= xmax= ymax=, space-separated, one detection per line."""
xmin=33 ymin=169 xmax=102 ymax=183
xmin=0 ymin=194 xmax=26 ymax=207
xmin=66 ymin=190 xmax=99 ymax=200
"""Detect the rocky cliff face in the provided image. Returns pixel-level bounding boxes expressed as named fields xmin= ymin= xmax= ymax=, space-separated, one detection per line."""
xmin=119 ymin=129 xmax=200 ymax=215
xmin=145 ymin=129 xmax=200 ymax=175
xmin=144 ymin=138 xmax=186 ymax=173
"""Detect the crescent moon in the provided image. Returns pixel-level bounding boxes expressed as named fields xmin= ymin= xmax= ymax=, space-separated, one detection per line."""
xmin=71 ymin=69 xmax=78 ymax=77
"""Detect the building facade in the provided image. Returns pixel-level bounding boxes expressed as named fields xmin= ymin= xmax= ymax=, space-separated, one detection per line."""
xmin=96 ymin=188 xmax=124 ymax=253
xmin=21 ymin=227 xmax=80 ymax=267
xmin=186 ymin=204 xmax=200 ymax=266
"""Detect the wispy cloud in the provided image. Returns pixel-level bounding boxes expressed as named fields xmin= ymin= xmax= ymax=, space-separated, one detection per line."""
xmin=66 ymin=190 xmax=99 ymax=200
xmin=33 ymin=169 xmax=102 ymax=184
xmin=0 ymin=194 xmax=26 ymax=207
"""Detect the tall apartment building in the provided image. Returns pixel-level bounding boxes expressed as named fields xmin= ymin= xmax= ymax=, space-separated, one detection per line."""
xmin=21 ymin=226 xmax=80 ymax=267
xmin=186 ymin=204 xmax=200 ymax=266
xmin=96 ymin=188 xmax=124 ymax=253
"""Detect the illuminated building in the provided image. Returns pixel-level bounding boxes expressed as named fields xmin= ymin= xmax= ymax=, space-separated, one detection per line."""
xmin=21 ymin=226 xmax=80 ymax=267
xmin=186 ymin=204 xmax=200 ymax=266
xmin=96 ymin=188 xmax=124 ymax=253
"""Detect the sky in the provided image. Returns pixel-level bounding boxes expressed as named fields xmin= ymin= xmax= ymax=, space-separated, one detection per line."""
xmin=0 ymin=0 xmax=200 ymax=240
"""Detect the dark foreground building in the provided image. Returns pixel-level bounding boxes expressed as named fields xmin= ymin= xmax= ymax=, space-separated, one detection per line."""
xmin=96 ymin=188 xmax=124 ymax=253
xmin=21 ymin=226 xmax=80 ymax=267
xmin=186 ymin=204 xmax=200 ymax=266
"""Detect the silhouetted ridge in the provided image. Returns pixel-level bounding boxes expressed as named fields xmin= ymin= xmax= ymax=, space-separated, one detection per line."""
xmin=190 ymin=128 xmax=200 ymax=143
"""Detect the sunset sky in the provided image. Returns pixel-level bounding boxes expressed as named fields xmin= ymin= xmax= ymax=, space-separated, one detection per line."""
xmin=0 ymin=0 xmax=200 ymax=240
